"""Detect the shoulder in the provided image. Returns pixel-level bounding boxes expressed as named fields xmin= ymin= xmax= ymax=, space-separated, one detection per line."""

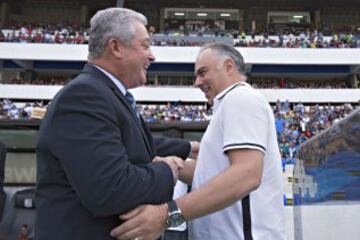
xmin=222 ymin=83 xmax=268 ymax=109
xmin=61 ymin=73 xmax=111 ymax=97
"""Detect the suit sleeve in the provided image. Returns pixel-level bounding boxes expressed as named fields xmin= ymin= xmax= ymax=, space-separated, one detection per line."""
xmin=47 ymin=83 xmax=175 ymax=217
xmin=152 ymin=134 xmax=191 ymax=159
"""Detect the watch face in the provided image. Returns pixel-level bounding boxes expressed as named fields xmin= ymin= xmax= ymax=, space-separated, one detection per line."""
xmin=167 ymin=211 xmax=185 ymax=228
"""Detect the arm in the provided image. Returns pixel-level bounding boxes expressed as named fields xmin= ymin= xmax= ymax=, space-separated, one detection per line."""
xmin=153 ymin=135 xmax=200 ymax=160
xmin=176 ymin=149 xmax=263 ymax=220
xmin=177 ymin=89 xmax=267 ymax=219
xmin=152 ymin=134 xmax=191 ymax=159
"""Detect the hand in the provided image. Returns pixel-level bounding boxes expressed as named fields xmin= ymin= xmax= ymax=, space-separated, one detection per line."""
xmin=190 ymin=141 xmax=200 ymax=159
xmin=110 ymin=204 xmax=168 ymax=240
xmin=178 ymin=158 xmax=197 ymax=185
xmin=153 ymin=156 xmax=184 ymax=182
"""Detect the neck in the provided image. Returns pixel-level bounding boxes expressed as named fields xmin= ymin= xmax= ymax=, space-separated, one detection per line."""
xmin=227 ymin=73 xmax=246 ymax=87
xmin=88 ymin=58 xmax=130 ymax=88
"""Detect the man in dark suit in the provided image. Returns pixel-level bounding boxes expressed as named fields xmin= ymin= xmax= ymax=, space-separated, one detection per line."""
xmin=35 ymin=8 xmax=197 ymax=240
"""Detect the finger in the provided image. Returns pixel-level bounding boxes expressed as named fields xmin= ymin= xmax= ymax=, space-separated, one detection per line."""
xmin=119 ymin=205 xmax=145 ymax=220
xmin=173 ymin=159 xmax=184 ymax=169
xmin=153 ymin=156 xmax=162 ymax=162
xmin=110 ymin=225 xmax=141 ymax=239
xmin=169 ymin=156 xmax=184 ymax=168
xmin=111 ymin=215 xmax=142 ymax=238
xmin=190 ymin=141 xmax=200 ymax=150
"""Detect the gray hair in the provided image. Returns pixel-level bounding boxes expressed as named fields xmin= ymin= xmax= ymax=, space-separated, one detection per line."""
xmin=88 ymin=8 xmax=147 ymax=60
xmin=199 ymin=42 xmax=245 ymax=74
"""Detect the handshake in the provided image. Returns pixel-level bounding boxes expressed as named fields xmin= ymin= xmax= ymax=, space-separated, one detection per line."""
xmin=153 ymin=141 xmax=199 ymax=184
xmin=110 ymin=141 xmax=199 ymax=240
xmin=153 ymin=155 xmax=184 ymax=183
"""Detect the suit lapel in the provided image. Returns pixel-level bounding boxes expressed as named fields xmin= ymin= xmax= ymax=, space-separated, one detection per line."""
xmin=139 ymin=116 xmax=155 ymax=158
xmin=82 ymin=64 xmax=153 ymax=157
xmin=112 ymin=89 xmax=153 ymax=156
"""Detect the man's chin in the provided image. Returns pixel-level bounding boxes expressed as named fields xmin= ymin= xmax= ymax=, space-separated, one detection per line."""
xmin=135 ymin=78 xmax=147 ymax=87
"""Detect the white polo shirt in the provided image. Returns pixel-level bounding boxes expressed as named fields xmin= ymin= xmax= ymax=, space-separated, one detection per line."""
xmin=189 ymin=82 xmax=285 ymax=240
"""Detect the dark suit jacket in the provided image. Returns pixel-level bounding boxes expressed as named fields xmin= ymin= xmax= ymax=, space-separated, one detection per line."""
xmin=35 ymin=64 xmax=190 ymax=240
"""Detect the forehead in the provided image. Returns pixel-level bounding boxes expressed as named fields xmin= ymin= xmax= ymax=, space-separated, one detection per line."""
xmin=195 ymin=49 xmax=217 ymax=70
xmin=132 ymin=21 xmax=150 ymax=41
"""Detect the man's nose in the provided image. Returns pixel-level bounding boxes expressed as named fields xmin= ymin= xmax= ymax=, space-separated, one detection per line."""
xmin=194 ymin=77 xmax=201 ymax=87
xmin=149 ymin=49 xmax=155 ymax=62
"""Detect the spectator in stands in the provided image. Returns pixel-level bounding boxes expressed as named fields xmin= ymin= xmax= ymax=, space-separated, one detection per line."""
xmin=110 ymin=42 xmax=285 ymax=240
xmin=0 ymin=105 xmax=4 ymax=120
xmin=148 ymin=25 xmax=156 ymax=35
xmin=0 ymin=30 xmax=5 ymax=42
xmin=275 ymin=113 xmax=286 ymax=137
xmin=35 ymin=8 xmax=199 ymax=240
xmin=18 ymin=224 xmax=29 ymax=240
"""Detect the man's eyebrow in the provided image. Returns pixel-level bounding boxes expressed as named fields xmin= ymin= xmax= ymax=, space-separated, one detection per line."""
xmin=195 ymin=66 xmax=206 ymax=75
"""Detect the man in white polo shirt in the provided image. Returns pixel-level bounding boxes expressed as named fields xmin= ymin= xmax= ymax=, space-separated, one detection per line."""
xmin=110 ymin=42 xmax=285 ymax=240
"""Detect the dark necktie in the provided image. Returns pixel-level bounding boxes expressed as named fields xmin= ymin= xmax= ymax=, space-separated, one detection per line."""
xmin=125 ymin=91 xmax=140 ymax=119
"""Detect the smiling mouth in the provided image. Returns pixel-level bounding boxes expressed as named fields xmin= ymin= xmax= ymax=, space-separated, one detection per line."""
xmin=143 ymin=64 xmax=150 ymax=70
xmin=202 ymin=88 xmax=209 ymax=94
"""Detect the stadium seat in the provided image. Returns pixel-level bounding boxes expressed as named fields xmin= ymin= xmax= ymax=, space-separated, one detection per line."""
xmin=0 ymin=142 xmax=36 ymax=239
xmin=0 ymin=188 xmax=36 ymax=240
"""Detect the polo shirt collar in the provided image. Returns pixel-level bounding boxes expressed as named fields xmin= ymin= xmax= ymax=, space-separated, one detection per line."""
xmin=215 ymin=81 xmax=247 ymax=101
xmin=212 ymin=81 xmax=248 ymax=112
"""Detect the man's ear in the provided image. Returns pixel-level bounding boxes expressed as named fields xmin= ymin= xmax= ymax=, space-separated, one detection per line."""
xmin=108 ymin=38 xmax=124 ymax=59
xmin=224 ymin=58 xmax=235 ymax=73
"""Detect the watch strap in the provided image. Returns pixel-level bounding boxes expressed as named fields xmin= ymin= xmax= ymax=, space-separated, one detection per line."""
xmin=167 ymin=200 xmax=178 ymax=213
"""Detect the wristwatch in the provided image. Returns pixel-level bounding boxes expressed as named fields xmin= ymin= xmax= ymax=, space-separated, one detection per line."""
xmin=166 ymin=200 xmax=186 ymax=228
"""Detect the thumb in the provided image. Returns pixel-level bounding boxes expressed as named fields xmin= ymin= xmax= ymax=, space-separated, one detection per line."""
xmin=153 ymin=156 xmax=163 ymax=162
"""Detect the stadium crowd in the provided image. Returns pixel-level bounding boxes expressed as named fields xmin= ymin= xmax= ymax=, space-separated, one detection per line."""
xmin=0 ymin=98 xmax=358 ymax=169
xmin=7 ymin=75 xmax=71 ymax=85
xmin=1 ymin=23 xmax=360 ymax=48
xmin=0 ymin=99 xmax=47 ymax=120
xmin=3 ymin=75 xmax=354 ymax=88
xmin=272 ymin=100 xmax=356 ymax=169
xmin=138 ymin=103 xmax=212 ymax=122
xmin=0 ymin=23 xmax=89 ymax=44
xmin=251 ymin=78 xmax=349 ymax=89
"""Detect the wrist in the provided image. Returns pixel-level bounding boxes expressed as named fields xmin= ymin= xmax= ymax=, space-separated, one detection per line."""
xmin=160 ymin=203 xmax=169 ymax=228
xmin=165 ymin=200 xmax=186 ymax=228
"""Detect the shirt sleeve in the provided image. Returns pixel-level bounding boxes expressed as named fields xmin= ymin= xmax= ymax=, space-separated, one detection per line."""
xmin=221 ymin=88 xmax=269 ymax=155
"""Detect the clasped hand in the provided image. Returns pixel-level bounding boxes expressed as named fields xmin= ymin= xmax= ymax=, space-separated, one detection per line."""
xmin=110 ymin=156 xmax=186 ymax=239
xmin=153 ymin=156 xmax=184 ymax=182
xmin=110 ymin=204 xmax=168 ymax=240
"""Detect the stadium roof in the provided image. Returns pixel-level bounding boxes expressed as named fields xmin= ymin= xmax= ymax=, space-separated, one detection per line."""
xmin=127 ymin=0 xmax=360 ymax=8
xmin=3 ymin=0 xmax=360 ymax=9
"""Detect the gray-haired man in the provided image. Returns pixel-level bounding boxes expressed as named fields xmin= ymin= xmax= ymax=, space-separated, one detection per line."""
xmin=35 ymin=8 xmax=198 ymax=240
